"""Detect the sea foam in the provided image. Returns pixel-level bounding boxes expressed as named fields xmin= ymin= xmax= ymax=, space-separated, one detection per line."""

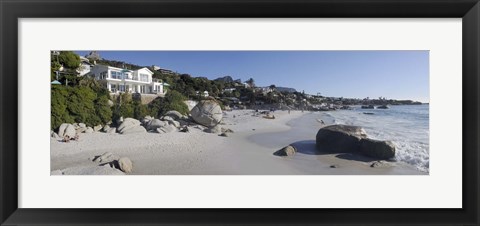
xmin=319 ymin=105 xmax=430 ymax=172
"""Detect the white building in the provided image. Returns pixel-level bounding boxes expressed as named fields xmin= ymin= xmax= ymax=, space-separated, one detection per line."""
xmin=223 ymin=88 xmax=236 ymax=93
xmin=89 ymin=65 xmax=168 ymax=94
xmin=77 ymin=56 xmax=93 ymax=76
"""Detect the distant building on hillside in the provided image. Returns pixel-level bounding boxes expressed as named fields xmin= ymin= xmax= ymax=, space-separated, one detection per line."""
xmin=223 ymin=88 xmax=236 ymax=93
xmin=89 ymin=64 xmax=168 ymax=95
xmin=157 ymin=68 xmax=175 ymax=75
xmin=77 ymin=56 xmax=93 ymax=76
xmin=256 ymin=86 xmax=274 ymax=94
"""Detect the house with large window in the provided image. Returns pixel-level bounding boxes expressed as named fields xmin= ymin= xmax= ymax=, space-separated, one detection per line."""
xmin=89 ymin=65 xmax=168 ymax=95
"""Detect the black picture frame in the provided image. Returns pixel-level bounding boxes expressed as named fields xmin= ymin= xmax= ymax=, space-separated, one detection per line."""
xmin=1 ymin=0 xmax=479 ymax=225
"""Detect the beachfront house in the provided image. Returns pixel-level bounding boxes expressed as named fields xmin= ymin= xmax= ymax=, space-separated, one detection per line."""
xmin=89 ymin=64 xmax=168 ymax=95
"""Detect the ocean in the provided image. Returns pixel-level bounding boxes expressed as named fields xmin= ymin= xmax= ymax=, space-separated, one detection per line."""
xmin=318 ymin=104 xmax=429 ymax=172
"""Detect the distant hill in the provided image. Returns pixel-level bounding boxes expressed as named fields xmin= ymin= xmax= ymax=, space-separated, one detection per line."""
xmin=214 ymin=76 xmax=234 ymax=83
xmin=276 ymin=86 xmax=297 ymax=93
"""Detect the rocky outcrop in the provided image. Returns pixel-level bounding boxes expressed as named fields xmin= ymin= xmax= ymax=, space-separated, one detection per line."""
xmin=316 ymin=124 xmax=395 ymax=160
xmin=190 ymin=100 xmax=223 ymax=127
xmin=118 ymin=118 xmax=146 ymax=134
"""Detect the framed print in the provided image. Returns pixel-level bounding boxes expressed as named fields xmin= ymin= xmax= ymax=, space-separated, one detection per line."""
xmin=1 ymin=0 xmax=479 ymax=225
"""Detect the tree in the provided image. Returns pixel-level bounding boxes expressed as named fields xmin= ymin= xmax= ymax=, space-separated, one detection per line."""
xmin=57 ymin=51 xmax=81 ymax=70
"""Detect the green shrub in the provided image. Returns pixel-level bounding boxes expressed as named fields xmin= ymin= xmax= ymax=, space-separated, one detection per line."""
xmin=67 ymin=86 xmax=98 ymax=126
xmin=133 ymin=100 xmax=149 ymax=120
xmin=112 ymin=93 xmax=134 ymax=123
xmin=95 ymin=95 xmax=113 ymax=125
xmin=51 ymin=86 xmax=73 ymax=129
xmin=149 ymin=90 xmax=188 ymax=118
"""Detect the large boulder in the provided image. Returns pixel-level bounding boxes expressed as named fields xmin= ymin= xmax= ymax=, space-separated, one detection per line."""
xmin=146 ymin=119 xmax=167 ymax=131
xmin=142 ymin=115 xmax=154 ymax=125
xmin=280 ymin=145 xmax=296 ymax=157
xmin=164 ymin=110 xmax=183 ymax=121
xmin=316 ymin=125 xmax=367 ymax=153
xmin=102 ymin=125 xmax=111 ymax=132
xmin=121 ymin=126 xmax=146 ymax=134
xmin=316 ymin=124 xmax=395 ymax=160
xmin=50 ymin=131 xmax=61 ymax=139
xmin=190 ymin=100 xmax=223 ymax=127
xmin=117 ymin=118 xmax=145 ymax=134
xmin=76 ymin=127 xmax=87 ymax=134
xmin=58 ymin=123 xmax=76 ymax=138
xmin=359 ymin=138 xmax=396 ymax=159
xmin=85 ymin=127 xmax=94 ymax=133
xmin=156 ymin=124 xmax=177 ymax=134
xmin=118 ymin=157 xmax=133 ymax=173
xmin=93 ymin=125 xmax=103 ymax=132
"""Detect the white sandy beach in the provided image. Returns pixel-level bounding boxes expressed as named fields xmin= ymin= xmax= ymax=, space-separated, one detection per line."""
xmin=51 ymin=110 xmax=425 ymax=175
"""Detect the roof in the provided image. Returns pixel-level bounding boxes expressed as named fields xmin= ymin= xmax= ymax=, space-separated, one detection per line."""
xmin=138 ymin=67 xmax=154 ymax=74
xmin=51 ymin=80 xmax=61 ymax=85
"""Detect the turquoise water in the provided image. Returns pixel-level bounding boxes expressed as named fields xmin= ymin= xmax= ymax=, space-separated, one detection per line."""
xmin=318 ymin=104 xmax=429 ymax=172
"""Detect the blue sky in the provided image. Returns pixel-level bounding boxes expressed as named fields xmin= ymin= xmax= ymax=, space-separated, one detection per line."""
xmin=76 ymin=51 xmax=429 ymax=103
